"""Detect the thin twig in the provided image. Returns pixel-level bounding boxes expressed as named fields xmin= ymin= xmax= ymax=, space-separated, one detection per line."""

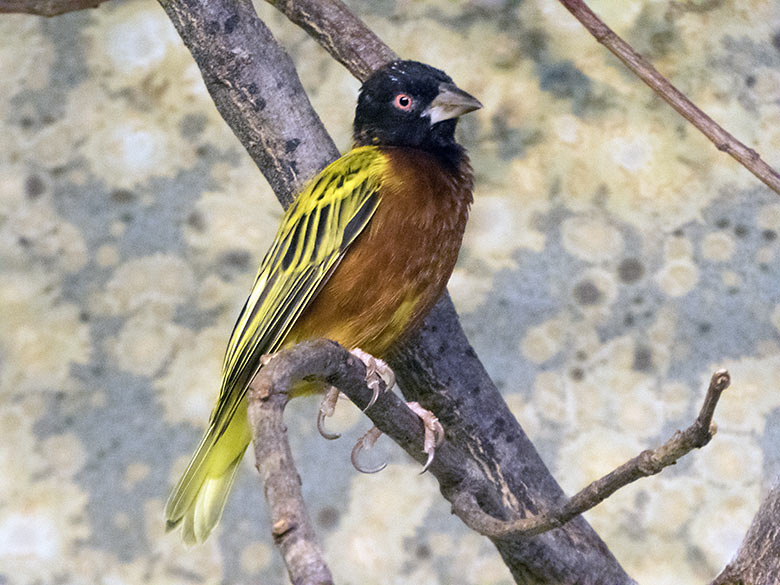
xmin=248 ymin=342 xmax=730 ymax=565
xmin=453 ymin=370 xmax=731 ymax=539
xmin=557 ymin=0 xmax=780 ymax=195
xmin=250 ymin=340 xmax=481 ymax=483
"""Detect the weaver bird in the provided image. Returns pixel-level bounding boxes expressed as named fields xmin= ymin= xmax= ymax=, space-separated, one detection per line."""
xmin=165 ymin=60 xmax=481 ymax=544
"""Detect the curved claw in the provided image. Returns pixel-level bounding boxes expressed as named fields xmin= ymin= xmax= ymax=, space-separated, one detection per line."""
xmin=420 ymin=451 xmax=435 ymax=475
xmin=317 ymin=409 xmax=341 ymax=440
xmin=405 ymin=401 xmax=445 ymax=474
xmin=351 ymin=426 xmax=387 ymax=474
xmin=363 ymin=384 xmax=381 ymax=412
xmin=317 ymin=387 xmax=341 ymax=440
xmin=418 ymin=423 xmax=444 ymax=474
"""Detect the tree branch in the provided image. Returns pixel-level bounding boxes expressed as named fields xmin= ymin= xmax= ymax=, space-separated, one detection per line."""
xmin=245 ymin=340 xmax=493 ymax=585
xmin=557 ymin=0 xmax=780 ymax=196
xmin=0 ymin=0 xmax=109 ymax=16
xmin=452 ymin=370 xmax=730 ymax=539
xmin=248 ymin=342 xmax=724 ymax=583
xmin=250 ymin=340 xmax=482 ymax=482
xmin=267 ymin=0 xmax=398 ymax=81
xmin=246 ymin=345 xmax=335 ymax=585
xmin=158 ymin=0 xmax=338 ymax=205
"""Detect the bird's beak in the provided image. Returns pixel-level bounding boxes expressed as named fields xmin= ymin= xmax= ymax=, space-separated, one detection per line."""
xmin=425 ymin=83 xmax=482 ymax=126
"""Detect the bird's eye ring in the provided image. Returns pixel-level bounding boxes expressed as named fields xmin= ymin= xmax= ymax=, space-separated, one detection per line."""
xmin=393 ymin=93 xmax=414 ymax=111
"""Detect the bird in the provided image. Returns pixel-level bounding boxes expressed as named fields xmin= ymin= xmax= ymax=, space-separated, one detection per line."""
xmin=165 ymin=59 xmax=481 ymax=544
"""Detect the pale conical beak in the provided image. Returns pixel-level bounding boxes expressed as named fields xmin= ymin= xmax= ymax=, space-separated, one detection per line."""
xmin=425 ymin=83 xmax=482 ymax=126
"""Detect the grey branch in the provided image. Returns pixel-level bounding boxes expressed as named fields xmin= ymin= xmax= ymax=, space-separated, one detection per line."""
xmin=267 ymin=0 xmax=397 ymax=81
xmin=244 ymin=339 xmax=483 ymax=585
xmin=452 ymin=370 xmax=730 ymax=539
xmin=158 ymin=0 xmax=338 ymax=206
xmin=247 ymin=345 xmax=335 ymax=585
xmin=557 ymin=0 xmax=780 ymax=196
xmin=247 ymin=343 xmax=728 ymax=582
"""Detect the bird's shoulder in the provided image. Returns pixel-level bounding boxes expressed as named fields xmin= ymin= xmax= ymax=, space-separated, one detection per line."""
xmin=291 ymin=146 xmax=389 ymax=212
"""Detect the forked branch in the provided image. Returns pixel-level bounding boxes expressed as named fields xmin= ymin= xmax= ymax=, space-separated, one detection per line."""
xmin=245 ymin=339 xmax=460 ymax=584
xmin=248 ymin=340 xmax=731 ymax=582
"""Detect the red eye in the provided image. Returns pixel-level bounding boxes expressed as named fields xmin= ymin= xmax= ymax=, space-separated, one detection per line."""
xmin=393 ymin=93 xmax=413 ymax=111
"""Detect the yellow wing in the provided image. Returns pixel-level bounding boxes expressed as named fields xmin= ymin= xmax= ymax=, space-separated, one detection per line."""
xmin=165 ymin=146 xmax=387 ymax=543
xmin=215 ymin=146 xmax=386 ymax=433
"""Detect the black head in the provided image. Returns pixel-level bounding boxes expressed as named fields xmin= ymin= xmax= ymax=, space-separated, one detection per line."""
xmin=353 ymin=60 xmax=481 ymax=166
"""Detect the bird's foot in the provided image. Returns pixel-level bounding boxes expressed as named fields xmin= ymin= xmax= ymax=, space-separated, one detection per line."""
xmin=350 ymin=402 xmax=444 ymax=474
xmin=317 ymin=386 xmax=342 ymax=440
xmin=351 ymin=426 xmax=386 ymax=474
xmin=350 ymin=347 xmax=395 ymax=410
xmin=406 ymin=401 xmax=445 ymax=473
xmin=318 ymin=348 xmax=395 ymax=442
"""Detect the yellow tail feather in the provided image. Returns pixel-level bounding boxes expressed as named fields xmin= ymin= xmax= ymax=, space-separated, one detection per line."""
xmin=165 ymin=404 xmax=251 ymax=545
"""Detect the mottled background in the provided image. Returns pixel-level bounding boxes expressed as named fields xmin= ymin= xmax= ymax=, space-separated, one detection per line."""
xmin=2 ymin=0 xmax=780 ymax=583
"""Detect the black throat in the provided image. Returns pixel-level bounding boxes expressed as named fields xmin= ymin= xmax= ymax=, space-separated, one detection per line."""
xmin=353 ymin=122 xmax=466 ymax=171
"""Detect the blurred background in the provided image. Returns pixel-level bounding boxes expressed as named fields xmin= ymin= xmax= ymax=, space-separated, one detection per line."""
xmin=2 ymin=0 xmax=780 ymax=583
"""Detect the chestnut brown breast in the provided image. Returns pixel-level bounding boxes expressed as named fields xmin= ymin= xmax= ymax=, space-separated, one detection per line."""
xmin=285 ymin=147 xmax=473 ymax=356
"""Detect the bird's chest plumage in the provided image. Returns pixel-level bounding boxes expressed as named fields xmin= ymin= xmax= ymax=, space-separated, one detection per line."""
xmin=287 ymin=147 xmax=473 ymax=356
